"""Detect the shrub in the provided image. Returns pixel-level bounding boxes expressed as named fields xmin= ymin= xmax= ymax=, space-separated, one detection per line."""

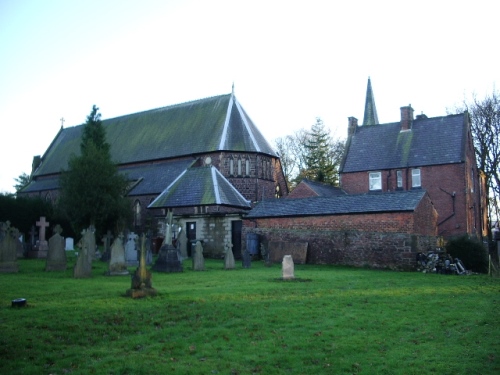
xmin=445 ymin=235 xmax=488 ymax=273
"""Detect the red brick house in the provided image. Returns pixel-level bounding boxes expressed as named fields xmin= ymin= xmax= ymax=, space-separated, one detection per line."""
xmin=21 ymin=92 xmax=288 ymax=258
xmin=339 ymin=79 xmax=484 ymax=239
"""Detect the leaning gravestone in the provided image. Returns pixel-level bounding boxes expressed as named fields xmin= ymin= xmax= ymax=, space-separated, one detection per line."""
xmin=45 ymin=224 xmax=67 ymax=271
xmin=192 ymin=241 xmax=205 ymax=271
xmin=74 ymin=229 xmax=92 ymax=278
xmin=107 ymin=233 xmax=129 ymax=276
xmin=282 ymin=255 xmax=295 ymax=280
xmin=125 ymin=233 xmax=138 ymax=266
xmin=224 ymin=241 xmax=235 ymax=270
xmin=0 ymin=221 xmax=19 ymax=273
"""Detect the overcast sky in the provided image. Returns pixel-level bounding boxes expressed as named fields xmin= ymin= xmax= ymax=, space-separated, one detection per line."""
xmin=1 ymin=0 xmax=498 ymax=193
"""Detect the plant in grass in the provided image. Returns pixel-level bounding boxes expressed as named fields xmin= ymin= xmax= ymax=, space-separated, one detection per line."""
xmin=445 ymin=235 xmax=489 ymax=273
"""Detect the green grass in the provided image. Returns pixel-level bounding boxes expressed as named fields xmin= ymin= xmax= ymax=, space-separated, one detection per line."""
xmin=1 ymin=254 xmax=499 ymax=375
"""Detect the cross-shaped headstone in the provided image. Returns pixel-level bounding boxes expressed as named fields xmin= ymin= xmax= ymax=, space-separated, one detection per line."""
xmin=36 ymin=217 xmax=50 ymax=242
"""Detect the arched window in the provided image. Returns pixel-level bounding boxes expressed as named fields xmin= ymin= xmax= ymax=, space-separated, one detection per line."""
xmin=245 ymin=158 xmax=250 ymax=176
xmin=237 ymin=158 xmax=242 ymax=176
xmin=229 ymin=157 xmax=234 ymax=176
xmin=133 ymin=200 xmax=141 ymax=227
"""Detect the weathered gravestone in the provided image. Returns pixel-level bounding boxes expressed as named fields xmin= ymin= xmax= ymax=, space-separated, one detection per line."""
xmin=282 ymin=255 xmax=295 ymax=280
xmin=28 ymin=216 xmax=50 ymax=258
xmin=268 ymin=241 xmax=308 ymax=264
xmin=107 ymin=233 xmax=129 ymax=276
xmin=125 ymin=232 xmax=139 ymax=266
xmin=0 ymin=221 xmax=19 ymax=273
xmin=152 ymin=211 xmax=183 ymax=273
xmin=16 ymin=232 xmax=25 ymax=258
xmin=100 ymin=230 xmax=114 ymax=262
xmin=224 ymin=240 xmax=235 ymax=270
xmin=45 ymin=224 xmax=67 ymax=271
xmin=65 ymin=237 xmax=74 ymax=251
xmin=192 ymin=241 xmax=205 ymax=271
xmin=126 ymin=234 xmax=157 ymax=298
xmin=242 ymin=250 xmax=251 ymax=268
xmin=74 ymin=229 xmax=92 ymax=278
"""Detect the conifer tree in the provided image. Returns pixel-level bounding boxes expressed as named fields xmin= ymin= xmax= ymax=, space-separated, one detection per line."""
xmin=58 ymin=106 xmax=130 ymax=235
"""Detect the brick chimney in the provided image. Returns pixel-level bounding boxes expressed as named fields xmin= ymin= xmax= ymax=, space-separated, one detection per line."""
xmin=348 ymin=116 xmax=358 ymax=136
xmin=400 ymin=105 xmax=414 ymax=131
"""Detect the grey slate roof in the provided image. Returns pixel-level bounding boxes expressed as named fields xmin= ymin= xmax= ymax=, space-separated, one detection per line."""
xmin=34 ymin=94 xmax=277 ymax=177
xmin=246 ymin=190 xmax=427 ymax=218
xmin=295 ymin=179 xmax=346 ymax=197
xmin=341 ymin=113 xmax=467 ymax=173
xmin=148 ymin=166 xmax=251 ymax=209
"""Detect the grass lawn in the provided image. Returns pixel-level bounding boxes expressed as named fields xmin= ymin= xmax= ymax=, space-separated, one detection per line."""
xmin=1 ymin=253 xmax=499 ymax=375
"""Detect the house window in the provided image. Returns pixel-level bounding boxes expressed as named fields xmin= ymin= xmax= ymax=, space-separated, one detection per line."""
xmin=229 ymin=158 xmax=234 ymax=176
xmin=411 ymin=169 xmax=421 ymax=188
xmin=369 ymin=172 xmax=382 ymax=191
xmin=397 ymin=170 xmax=403 ymax=189
xmin=237 ymin=158 xmax=242 ymax=176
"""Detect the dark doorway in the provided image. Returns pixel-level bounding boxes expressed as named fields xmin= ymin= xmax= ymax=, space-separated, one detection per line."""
xmin=186 ymin=222 xmax=196 ymax=257
xmin=231 ymin=220 xmax=242 ymax=259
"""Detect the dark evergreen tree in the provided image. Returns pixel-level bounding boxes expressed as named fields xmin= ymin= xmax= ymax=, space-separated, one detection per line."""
xmin=58 ymin=106 xmax=131 ymax=236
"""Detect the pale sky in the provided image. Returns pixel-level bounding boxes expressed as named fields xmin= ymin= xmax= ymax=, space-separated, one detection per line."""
xmin=1 ymin=0 xmax=498 ymax=194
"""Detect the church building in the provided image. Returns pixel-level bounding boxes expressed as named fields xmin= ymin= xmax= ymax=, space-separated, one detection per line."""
xmin=21 ymin=92 xmax=288 ymax=258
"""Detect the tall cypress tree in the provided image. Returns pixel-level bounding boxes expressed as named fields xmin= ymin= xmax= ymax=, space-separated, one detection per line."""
xmin=58 ymin=106 xmax=130 ymax=235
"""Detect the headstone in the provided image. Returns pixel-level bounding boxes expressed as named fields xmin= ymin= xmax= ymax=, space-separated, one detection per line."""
xmin=65 ymin=237 xmax=74 ymax=251
xmin=85 ymin=226 xmax=96 ymax=262
xmin=282 ymin=255 xmax=295 ymax=280
xmin=16 ymin=231 xmax=24 ymax=258
xmin=242 ymin=249 xmax=251 ymax=269
xmin=224 ymin=241 xmax=235 ymax=270
xmin=0 ymin=221 xmax=19 ymax=273
xmin=107 ymin=233 xmax=129 ymax=276
xmin=125 ymin=232 xmax=138 ymax=266
xmin=28 ymin=216 xmax=50 ymax=258
xmin=126 ymin=233 xmax=157 ymax=298
xmin=152 ymin=211 xmax=183 ymax=273
xmin=45 ymin=224 xmax=67 ymax=271
xmin=192 ymin=241 xmax=205 ymax=271
xmin=100 ymin=230 xmax=114 ymax=261
xmin=74 ymin=229 xmax=92 ymax=278
xmin=268 ymin=241 xmax=308 ymax=264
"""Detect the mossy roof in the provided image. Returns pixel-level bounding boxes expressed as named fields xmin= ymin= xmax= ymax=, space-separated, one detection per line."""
xmin=34 ymin=94 xmax=277 ymax=177
xmin=341 ymin=113 xmax=467 ymax=173
xmin=246 ymin=190 xmax=427 ymax=218
xmin=148 ymin=166 xmax=251 ymax=209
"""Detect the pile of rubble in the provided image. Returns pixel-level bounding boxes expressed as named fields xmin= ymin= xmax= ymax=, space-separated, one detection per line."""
xmin=416 ymin=251 xmax=470 ymax=275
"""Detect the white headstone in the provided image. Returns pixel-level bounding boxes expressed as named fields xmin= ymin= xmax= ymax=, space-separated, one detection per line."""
xmin=282 ymin=255 xmax=295 ymax=280
xmin=125 ymin=233 xmax=138 ymax=266
xmin=65 ymin=237 xmax=74 ymax=251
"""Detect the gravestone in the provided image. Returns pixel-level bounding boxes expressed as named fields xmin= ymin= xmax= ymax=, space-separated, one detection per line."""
xmin=74 ymin=229 xmax=92 ymax=278
xmin=192 ymin=241 xmax=205 ymax=271
xmin=125 ymin=232 xmax=139 ymax=266
xmin=15 ymin=230 xmax=24 ymax=258
xmin=65 ymin=237 xmax=74 ymax=251
xmin=242 ymin=249 xmax=251 ymax=268
xmin=26 ymin=225 xmax=37 ymax=254
xmin=0 ymin=221 xmax=19 ymax=273
xmin=152 ymin=210 xmax=183 ymax=273
xmin=268 ymin=241 xmax=308 ymax=264
xmin=28 ymin=216 xmax=50 ymax=258
xmin=100 ymin=230 xmax=114 ymax=261
xmin=107 ymin=233 xmax=129 ymax=276
xmin=224 ymin=241 xmax=235 ymax=270
xmin=126 ymin=233 xmax=157 ymax=298
xmin=282 ymin=255 xmax=295 ymax=280
xmin=45 ymin=224 xmax=67 ymax=271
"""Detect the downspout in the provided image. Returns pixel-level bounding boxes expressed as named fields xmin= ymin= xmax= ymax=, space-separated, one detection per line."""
xmin=437 ymin=187 xmax=456 ymax=234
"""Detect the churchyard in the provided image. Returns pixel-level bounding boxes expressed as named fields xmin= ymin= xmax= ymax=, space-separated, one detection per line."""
xmin=1 ymin=254 xmax=499 ymax=375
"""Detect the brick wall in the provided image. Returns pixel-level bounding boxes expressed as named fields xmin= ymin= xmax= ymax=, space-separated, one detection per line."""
xmin=242 ymin=206 xmax=438 ymax=270
xmin=340 ymin=162 xmax=479 ymax=238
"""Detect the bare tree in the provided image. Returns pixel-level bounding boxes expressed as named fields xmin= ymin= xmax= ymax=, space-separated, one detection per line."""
xmin=453 ymin=90 xmax=500 ymax=235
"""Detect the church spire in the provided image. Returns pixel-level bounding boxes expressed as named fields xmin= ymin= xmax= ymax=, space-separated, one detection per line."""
xmin=362 ymin=77 xmax=379 ymax=126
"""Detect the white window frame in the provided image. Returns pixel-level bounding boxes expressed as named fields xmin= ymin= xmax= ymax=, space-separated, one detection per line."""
xmin=411 ymin=168 xmax=421 ymax=188
xmin=369 ymin=172 xmax=382 ymax=191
